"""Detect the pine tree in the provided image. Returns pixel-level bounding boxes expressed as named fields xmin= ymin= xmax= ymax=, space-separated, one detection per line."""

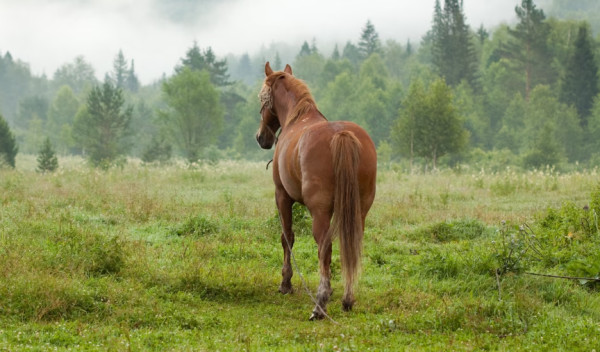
xmin=505 ymin=0 xmax=554 ymax=100
xmin=358 ymin=20 xmax=382 ymax=59
xmin=0 ymin=113 xmax=18 ymax=168
xmin=430 ymin=0 xmax=478 ymax=87
xmin=560 ymin=24 xmax=598 ymax=126
xmin=36 ymin=137 xmax=58 ymax=173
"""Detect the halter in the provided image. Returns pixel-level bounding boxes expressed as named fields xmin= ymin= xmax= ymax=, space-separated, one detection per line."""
xmin=258 ymin=84 xmax=279 ymax=139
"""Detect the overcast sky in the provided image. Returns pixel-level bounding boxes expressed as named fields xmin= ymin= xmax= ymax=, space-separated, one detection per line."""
xmin=0 ymin=0 xmax=521 ymax=84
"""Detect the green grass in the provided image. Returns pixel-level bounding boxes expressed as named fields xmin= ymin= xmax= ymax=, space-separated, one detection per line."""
xmin=1 ymin=156 xmax=599 ymax=351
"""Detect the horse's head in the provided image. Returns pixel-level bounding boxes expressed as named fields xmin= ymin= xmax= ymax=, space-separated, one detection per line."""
xmin=256 ymin=62 xmax=292 ymax=149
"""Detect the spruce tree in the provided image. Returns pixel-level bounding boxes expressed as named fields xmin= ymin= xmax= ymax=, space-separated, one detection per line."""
xmin=178 ymin=42 xmax=231 ymax=87
xmin=112 ymin=49 xmax=128 ymax=88
xmin=430 ymin=0 xmax=478 ymax=87
xmin=0 ymin=113 xmax=18 ymax=168
xmin=126 ymin=59 xmax=140 ymax=92
xmin=297 ymin=41 xmax=312 ymax=57
xmin=331 ymin=45 xmax=341 ymax=60
xmin=73 ymin=80 xmax=133 ymax=167
xmin=561 ymin=24 xmax=598 ymax=126
xmin=358 ymin=20 xmax=382 ymax=59
xmin=273 ymin=52 xmax=282 ymax=71
xmin=36 ymin=137 xmax=58 ymax=173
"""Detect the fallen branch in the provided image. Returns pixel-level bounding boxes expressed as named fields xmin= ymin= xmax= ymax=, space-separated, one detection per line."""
xmin=525 ymin=272 xmax=600 ymax=282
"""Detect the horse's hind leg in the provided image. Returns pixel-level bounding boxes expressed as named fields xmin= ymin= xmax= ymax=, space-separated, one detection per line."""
xmin=276 ymin=189 xmax=294 ymax=294
xmin=309 ymin=211 xmax=333 ymax=320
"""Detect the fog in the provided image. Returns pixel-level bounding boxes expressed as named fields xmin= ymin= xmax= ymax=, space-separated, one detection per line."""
xmin=0 ymin=0 xmax=519 ymax=84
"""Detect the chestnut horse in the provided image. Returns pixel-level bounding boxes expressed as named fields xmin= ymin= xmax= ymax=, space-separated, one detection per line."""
xmin=256 ymin=62 xmax=377 ymax=320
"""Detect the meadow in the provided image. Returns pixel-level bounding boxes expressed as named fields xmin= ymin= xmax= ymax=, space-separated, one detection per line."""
xmin=1 ymin=156 xmax=599 ymax=351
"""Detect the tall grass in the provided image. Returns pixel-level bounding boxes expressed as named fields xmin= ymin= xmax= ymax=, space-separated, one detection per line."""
xmin=1 ymin=155 xmax=599 ymax=350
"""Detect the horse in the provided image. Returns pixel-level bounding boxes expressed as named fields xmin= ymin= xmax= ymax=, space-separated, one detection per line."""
xmin=256 ymin=62 xmax=377 ymax=320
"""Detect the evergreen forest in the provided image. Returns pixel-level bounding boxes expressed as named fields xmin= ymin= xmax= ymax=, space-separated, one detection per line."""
xmin=2 ymin=0 xmax=600 ymax=171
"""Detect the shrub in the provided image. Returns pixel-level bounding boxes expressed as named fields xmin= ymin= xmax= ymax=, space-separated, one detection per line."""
xmin=407 ymin=218 xmax=488 ymax=242
xmin=141 ymin=136 xmax=172 ymax=164
xmin=172 ymin=216 xmax=219 ymax=237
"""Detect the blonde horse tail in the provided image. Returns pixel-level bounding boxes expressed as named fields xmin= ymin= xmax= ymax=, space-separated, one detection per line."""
xmin=330 ymin=131 xmax=363 ymax=309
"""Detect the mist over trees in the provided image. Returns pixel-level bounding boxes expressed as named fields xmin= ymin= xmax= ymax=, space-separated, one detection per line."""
xmin=1 ymin=0 xmax=600 ymax=170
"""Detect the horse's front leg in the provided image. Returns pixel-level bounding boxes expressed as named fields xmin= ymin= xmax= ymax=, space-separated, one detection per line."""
xmin=276 ymin=188 xmax=294 ymax=294
xmin=309 ymin=211 xmax=333 ymax=320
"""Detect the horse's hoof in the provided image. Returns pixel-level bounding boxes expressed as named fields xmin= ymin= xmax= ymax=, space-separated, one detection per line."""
xmin=342 ymin=300 xmax=354 ymax=312
xmin=278 ymin=284 xmax=293 ymax=294
xmin=309 ymin=308 xmax=326 ymax=321
xmin=309 ymin=312 xmax=324 ymax=321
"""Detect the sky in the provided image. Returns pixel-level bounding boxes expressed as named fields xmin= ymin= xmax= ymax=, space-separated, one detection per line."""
xmin=0 ymin=0 xmax=521 ymax=84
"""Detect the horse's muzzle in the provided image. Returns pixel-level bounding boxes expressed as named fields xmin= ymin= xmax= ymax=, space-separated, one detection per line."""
xmin=256 ymin=132 xmax=274 ymax=149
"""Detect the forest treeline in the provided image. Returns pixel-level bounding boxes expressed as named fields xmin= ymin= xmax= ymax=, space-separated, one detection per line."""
xmin=1 ymin=0 xmax=600 ymax=170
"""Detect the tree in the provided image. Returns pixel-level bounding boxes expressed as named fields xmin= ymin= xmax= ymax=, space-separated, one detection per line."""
xmin=0 ymin=113 xmax=18 ymax=167
xmin=392 ymin=78 xmax=467 ymax=168
xmin=357 ymin=54 xmax=400 ymax=145
xmin=177 ymin=42 xmax=231 ymax=87
xmin=297 ymin=41 xmax=312 ymax=58
xmin=318 ymin=71 xmax=360 ymax=124
xmin=331 ymin=45 xmax=341 ymax=60
xmin=52 ymin=56 xmax=97 ymax=95
xmin=588 ymin=95 xmax=600 ymax=160
xmin=36 ymin=137 xmax=58 ymax=173
xmin=141 ymin=135 xmax=172 ymax=164
xmin=126 ymin=60 xmax=140 ymax=92
xmin=522 ymin=123 xmax=562 ymax=168
xmin=560 ymin=23 xmax=598 ymax=126
xmin=112 ymin=50 xmax=128 ymax=89
xmin=15 ymin=95 xmax=48 ymax=130
xmin=392 ymin=79 xmax=427 ymax=170
xmin=522 ymin=85 xmax=582 ymax=162
xmin=292 ymin=50 xmax=326 ymax=89
xmin=273 ymin=52 xmax=282 ymax=71
xmin=160 ymin=67 xmax=223 ymax=162
xmin=429 ymin=0 xmax=478 ymax=87
xmin=495 ymin=93 xmax=526 ymax=152
xmin=0 ymin=51 xmax=39 ymax=121
xmin=342 ymin=41 xmax=361 ymax=67
xmin=358 ymin=20 xmax=382 ymax=59
xmin=47 ymin=85 xmax=80 ymax=154
xmin=73 ymin=80 xmax=133 ymax=167
xmin=505 ymin=0 xmax=555 ymax=100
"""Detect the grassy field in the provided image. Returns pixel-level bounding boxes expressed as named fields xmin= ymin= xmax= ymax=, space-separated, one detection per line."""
xmin=1 ymin=156 xmax=599 ymax=351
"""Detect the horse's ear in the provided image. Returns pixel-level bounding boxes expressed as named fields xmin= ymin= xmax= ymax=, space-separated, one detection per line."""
xmin=284 ymin=64 xmax=293 ymax=75
xmin=265 ymin=62 xmax=273 ymax=76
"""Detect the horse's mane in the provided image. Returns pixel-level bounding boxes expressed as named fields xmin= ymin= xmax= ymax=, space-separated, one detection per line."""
xmin=264 ymin=72 xmax=323 ymax=126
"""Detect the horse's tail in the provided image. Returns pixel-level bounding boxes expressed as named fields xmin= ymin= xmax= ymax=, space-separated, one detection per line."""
xmin=330 ymin=131 xmax=363 ymax=306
